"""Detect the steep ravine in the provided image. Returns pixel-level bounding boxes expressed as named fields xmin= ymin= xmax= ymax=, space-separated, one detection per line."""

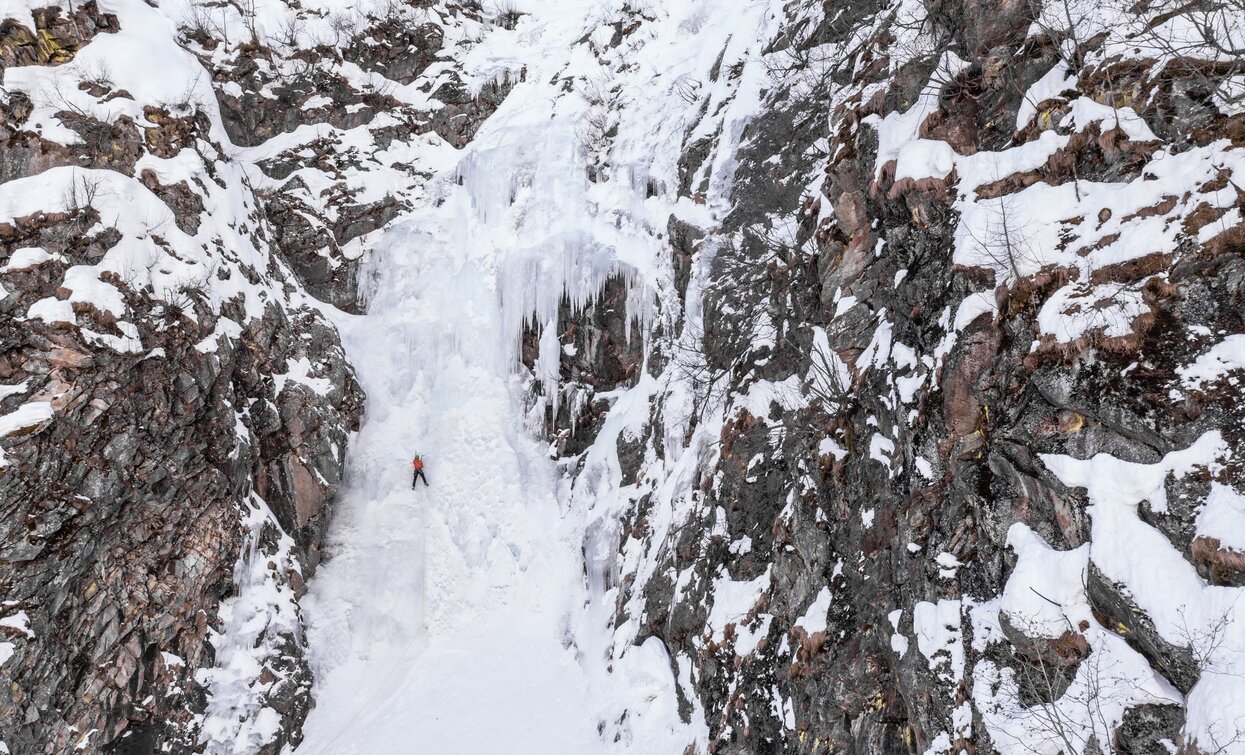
xmin=2 ymin=0 xmax=1245 ymax=754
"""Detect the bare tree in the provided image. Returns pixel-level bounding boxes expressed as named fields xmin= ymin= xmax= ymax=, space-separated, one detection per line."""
xmin=487 ymin=1 xmax=524 ymax=30
xmin=986 ymin=624 xmax=1138 ymax=755
xmin=1028 ymin=0 xmax=1107 ymax=70
xmin=1129 ymin=0 xmax=1245 ymax=113
xmin=987 ymin=599 xmax=1245 ymax=755
xmin=78 ymin=59 xmax=114 ymax=91
xmin=805 ymin=326 xmax=852 ymax=411
xmin=888 ymin=0 xmax=957 ymax=72
xmin=181 ymin=3 xmax=227 ymax=46
xmin=235 ymin=0 xmax=260 ymax=44
xmin=64 ymin=171 xmax=97 ymax=209
xmin=959 ymin=195 xmax=1047 ymax=284
xmin=269 ymin=15 xmax=306 ymax=50
xmin=327 ymin=10 xmax=359 ymax=47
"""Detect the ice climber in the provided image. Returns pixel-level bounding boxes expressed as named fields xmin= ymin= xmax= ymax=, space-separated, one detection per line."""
xmin=411 ymin=454 xmax=429 ymax=488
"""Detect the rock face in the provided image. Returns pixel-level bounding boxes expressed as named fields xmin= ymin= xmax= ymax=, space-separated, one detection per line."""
xmin=0 ymin=0 xmax=507 ymax=752
xmin=0 ymin=3 xmax=367 ymax=751
xmin=530 ymin=1 xmax=1245 ymax=753
xmin=522 ymin=274 xmax=646 ymax=457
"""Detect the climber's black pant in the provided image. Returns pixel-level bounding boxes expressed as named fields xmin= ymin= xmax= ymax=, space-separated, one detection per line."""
xmin=412 ymin=469 xmax=428 ymax=488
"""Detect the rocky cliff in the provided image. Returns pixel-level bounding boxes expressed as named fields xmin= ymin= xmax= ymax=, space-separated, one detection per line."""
xmin=0 ymin=0 xmax=501 ymax=752
xmin=534 ymin=1 xmax=1245 ymax=753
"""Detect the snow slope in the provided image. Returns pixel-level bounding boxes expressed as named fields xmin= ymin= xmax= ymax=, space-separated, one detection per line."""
xmin=286 ymin=1 xmax=785 ymax=750
xmin=293 ymin=196 xmax=611 ymax=754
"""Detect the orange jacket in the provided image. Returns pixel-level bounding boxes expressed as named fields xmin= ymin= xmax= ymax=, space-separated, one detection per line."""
xmin=412 ymin=457 xmax=424 ymax=470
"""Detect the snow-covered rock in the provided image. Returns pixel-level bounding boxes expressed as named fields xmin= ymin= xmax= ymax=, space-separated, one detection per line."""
xmin=5 ymin=0 xmax=1245 ymax=753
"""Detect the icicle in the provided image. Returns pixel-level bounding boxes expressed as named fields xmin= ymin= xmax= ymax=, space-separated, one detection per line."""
xmin=536 ymin=319 xmax=562 ymax=414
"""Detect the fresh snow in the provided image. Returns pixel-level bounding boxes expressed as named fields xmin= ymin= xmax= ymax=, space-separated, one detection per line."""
xmin=1179 ymin=334 xmax=1245 ymax=388
xmin=1196 ymin=483 xmax=1245 ymax=552
xmin=0 ymin=402 xmax=55 ymax=466
xmin=795 ymin=587 xmax=833 ymax=635
xmin=913 ymin=599 xmax=965 ymax=684
xmin=887 ymin=609 xmax=909 ymax=658
xmin=0 ymin=610 xmax=34 ymax=638
xmin=1016 ymin=62 xmax=1076 ymax=129
xmin=704 ymin=568 xmax=773 ymax=657
xmin=894 ymin=139 xmax=957 ymax=182
xmin=1 ymin=247 xmax=57 ymax=271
